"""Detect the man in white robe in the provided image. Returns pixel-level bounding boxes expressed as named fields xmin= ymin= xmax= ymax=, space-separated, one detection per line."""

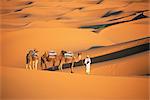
xmin=84 ymin=55 xmax=91 ymax=75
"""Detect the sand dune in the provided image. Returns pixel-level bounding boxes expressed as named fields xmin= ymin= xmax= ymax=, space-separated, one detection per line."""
xmin=1 ymin=0 xmax=149 ymax=31
xmin=1 ymin=28 xmax=113 ymax=67
xmin=62 ymin=51 xmax=149 ymax=76
xmin=1 ymin=0 xmax=148 ymax=66
xmin=48 ymin=37 xmax=149 ymax=76
xmin=81 ymin=37 xmax=149 ymax=58
xmin=1 ymin=0 xmax=149 ymax=99
xmin=1 ymin=0 xmax=149 ymax=70
xmin=90 ymin=51 xmax=149 ymax=76
xmin=97 ymin=20 xmax=149 ymax=43
xmin=1 ymin=67 xmax=149 ymax=100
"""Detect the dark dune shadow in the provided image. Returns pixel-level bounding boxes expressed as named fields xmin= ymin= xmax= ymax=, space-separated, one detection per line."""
xmin=56 ymin=17 xmax=62 ymax=20
xmin=17 ymin=1 xmax=34 ymax=6
xmin=24 ymin=1 xmax=33 ymax=5
xmin=74 ymin=7 xmax=84 ymax=10
xmin=56 ymin=17 xmax=71 ymax=20
xmin=97 ymin=0 xmax=104 ymax=4
xmin=14 ymin=9 xmax=23 ymax=12
xmin=143 ymin=74 xmax=150 ymax=76
xmin=80 ymin=10 xmax=149 ymax=32
xmin=20 ymin=14 xmax=31 ymax=18
xmin=108 ymin=10 xmax=149 ymax=22
xmin=46 ymin=37 xmax=150 ymax=71
xmin=90 ymin=43 xmax=149 ymax=64
xmin=88 ymin=46 xmax=104 ymax=50
xmin=101 ymin=10 xmax=123 ymax=18
xmin=132 ymin=13 xmax=149 ymax=20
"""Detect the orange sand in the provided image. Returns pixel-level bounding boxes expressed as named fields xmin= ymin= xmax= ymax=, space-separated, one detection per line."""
xmin=63 ymin=51 xmax=149 ymax=76
xmin=1 ymin=0 xmax=149 ymax=99
xmin=1 ymin=67 xmax=149 ymax=100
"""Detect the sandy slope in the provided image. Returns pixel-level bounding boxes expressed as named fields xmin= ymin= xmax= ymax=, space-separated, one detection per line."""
xmin=1 ymin=0 xmax=149 ymax=69
xmin=1 ymin=0 xmax=149 ymax=66
xmin=46 ymin=37 xmax=149 ymax=71
xmin=63 ymin=51 xmax=149 ymax=76
xmin=80 ymin=37 xmax=149 ymax=58
xmin=98 ymin=19 xmax=149 ymax=44
xmin=1 ymin=67 xmax=149 ymax=100
xmin=1 ymin=28 xmax=113 ymax=67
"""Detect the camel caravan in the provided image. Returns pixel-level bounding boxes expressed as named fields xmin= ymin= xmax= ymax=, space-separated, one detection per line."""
xmin=26 ymin=49 xmax=82 ymax=73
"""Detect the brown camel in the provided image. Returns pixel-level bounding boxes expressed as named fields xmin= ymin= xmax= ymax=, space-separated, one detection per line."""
xmin=26 ymin=50 xmax=33 ymax=70
xmin=41 ymin=51 xmax=58 ymax=69
xmin=68 ymin=53 xmax=82 ymax=73
xmin=41 ymin=52 xmax=48 ymax=69
xmin=58 ymin=50 xmax=67 ymax=71
xmin=40 ymin=50 xmax=82 ymax=72
xmin=58 ymin=51 xmax=82 ymax=72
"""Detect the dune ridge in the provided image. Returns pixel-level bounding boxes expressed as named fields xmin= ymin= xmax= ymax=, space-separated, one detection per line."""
xmin=48 ymin=41 xmax=149 ymax=72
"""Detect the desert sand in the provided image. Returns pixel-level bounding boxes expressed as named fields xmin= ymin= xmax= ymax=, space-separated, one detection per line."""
xmin=1 ymin=67 xmax=149 ymax=100
xmin=63 ymin=51 xmax=149 ymax=76
xmin=1 ymin=0 xmax=149 ymax=99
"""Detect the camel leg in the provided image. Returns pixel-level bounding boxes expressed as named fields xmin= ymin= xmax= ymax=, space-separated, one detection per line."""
xmin=25 ymin=64 xmax=28 ymax=69
xmin=41 ymin=58 xmax=45 ymax=70
xmin=29 ymin=61 xmax=32 ymax=70
xmin=61 ymin=64 xmax=63 ymax=71
xmin=58 ymin=65 xmax=61 ymax=70
xmin=40 ymin=63 xmax=42 ymax=69
xmin=35 ymin=60 xmax=38 ymax=70
xmin=71 ymin=62 xmax=74 ymax=73
xmin=44 ymin=62 xmax=47 ymax=69
xmin=41 ymin=62 xmax=47 ymax=70
xmin=32 ymin=61 xmax=35 ymax=70
xmin=53 ymin=58 xmax=56 ymax=66
xmin=58 ymin=63 xmax=63 ymax=71
xmin=40 ymin=59 xmax=43 ymax=70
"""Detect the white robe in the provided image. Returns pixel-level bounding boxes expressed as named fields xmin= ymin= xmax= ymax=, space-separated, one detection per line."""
xmin=84 ymin=58 xmax=91 ymax=74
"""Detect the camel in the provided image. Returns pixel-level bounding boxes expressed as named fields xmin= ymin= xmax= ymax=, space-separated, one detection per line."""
xmin=40 ymin=50 xmax=82 ymax=72
xmin=58 ymin=51 xmax=82 ymax=72
xmin=41 ymin=51 xmax=58 ymax=70
xmin=26 ymin=49 xmax=39 ymax=70
xmin=58 ymin=50 xmax=67 ymax=71
xmin=41 ymin=52 xmax=48 ymax=69
xmin=41 ymin=50 xmax=69 ymax=70
xmin=26 ymin=50 xmax=33 ymax=70
xmin=68 ymin=52 xmax=82 ymax=73
xmin=32 ymin=50 xmax=39 ymax=70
